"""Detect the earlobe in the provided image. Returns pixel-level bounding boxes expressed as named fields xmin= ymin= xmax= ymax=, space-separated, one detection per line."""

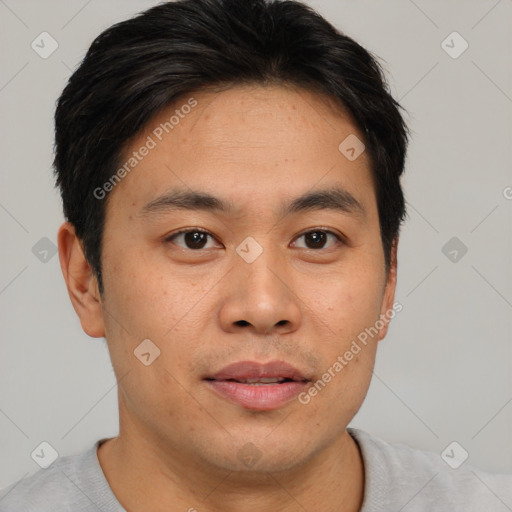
xmin=57 ymin=222 xmax=106 ymax=338
xmin=376 ymin=236 xmax=399 ymax=342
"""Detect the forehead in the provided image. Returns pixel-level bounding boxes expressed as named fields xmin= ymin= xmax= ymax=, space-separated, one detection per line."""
xmin=107 ymin=83 xmax=376 ymax=222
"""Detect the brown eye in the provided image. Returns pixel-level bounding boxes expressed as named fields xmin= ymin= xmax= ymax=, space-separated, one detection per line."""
xmin=293 ymin=229 xmax=343 ymax=250
xmin=166 ymin=229 xmax=217 ymax=250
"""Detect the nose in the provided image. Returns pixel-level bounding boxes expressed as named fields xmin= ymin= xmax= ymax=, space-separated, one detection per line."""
xmin=218 ymin=243 xmax=302 ymax=336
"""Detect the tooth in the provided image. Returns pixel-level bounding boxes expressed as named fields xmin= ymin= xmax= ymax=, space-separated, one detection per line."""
xmin=237 ymin=377 xmax=285 ymax=384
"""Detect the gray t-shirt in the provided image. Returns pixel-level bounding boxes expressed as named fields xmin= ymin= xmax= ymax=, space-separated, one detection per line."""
xmin=1 ymin=428 xmax=511 ymax=511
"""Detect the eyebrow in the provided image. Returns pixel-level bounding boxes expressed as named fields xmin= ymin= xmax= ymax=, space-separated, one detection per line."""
xmin=139 ymin=186 xmax=366 ymax=221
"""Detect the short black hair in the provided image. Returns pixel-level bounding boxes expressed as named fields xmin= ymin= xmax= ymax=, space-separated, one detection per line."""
xmin=54 ymin=0 xmax=409 ymax=296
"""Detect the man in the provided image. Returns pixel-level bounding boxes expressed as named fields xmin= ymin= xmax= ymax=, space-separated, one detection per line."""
xmin=1 ymin=0 xmax=510 ymax=510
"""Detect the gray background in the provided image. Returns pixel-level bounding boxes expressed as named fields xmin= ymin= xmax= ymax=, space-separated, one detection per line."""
xmin=1 ymin=0 xmax=511 ymax=488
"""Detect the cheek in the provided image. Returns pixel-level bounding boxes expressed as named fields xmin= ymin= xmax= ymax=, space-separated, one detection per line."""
xmin=315 ymin=264 xmax=385 ymax=336
xmin=296 ymin=347 xmax=376 ymax=445
xmin=303 ymin=268 xmax=383 ymax=410
xmin=102 ymin=245 xmax=190 ymax=334
xmin=118 ymin=360 xmax=202 ymax=438
xmin=100 ymin=250 xmax=209 ymax=382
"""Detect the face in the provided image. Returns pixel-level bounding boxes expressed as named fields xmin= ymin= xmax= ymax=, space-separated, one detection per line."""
xmin=66 ymin=83 xmax=397 ymax=474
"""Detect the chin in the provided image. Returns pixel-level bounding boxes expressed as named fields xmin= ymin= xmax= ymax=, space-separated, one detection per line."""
xmin=196 ymin=432 xmax=321 ymax=476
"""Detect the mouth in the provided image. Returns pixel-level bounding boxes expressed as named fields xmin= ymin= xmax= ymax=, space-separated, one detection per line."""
xmin=204 ymin=360 xmax=311 ymax=411
xmin=208 ymin=377 xmax=299 ymax=385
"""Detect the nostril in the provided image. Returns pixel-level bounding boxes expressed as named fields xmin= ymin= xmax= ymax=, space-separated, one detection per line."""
xmin=235 ymin=320 xmax=250 ymax=327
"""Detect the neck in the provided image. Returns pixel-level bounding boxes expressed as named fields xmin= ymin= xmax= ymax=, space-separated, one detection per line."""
xmin=97 ymin=426 xmax=365 ymax=512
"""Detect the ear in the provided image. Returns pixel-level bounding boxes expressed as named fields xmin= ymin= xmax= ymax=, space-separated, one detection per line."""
xmin=376 ymin=235 xmax=399 ymax=342
xmin=57 ymin=222 xmax=106 ymax=338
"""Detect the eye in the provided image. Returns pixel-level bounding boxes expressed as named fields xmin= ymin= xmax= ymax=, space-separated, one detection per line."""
xmin=164 ymin=228 xmax=344 ymax=251
xmin=292 ymin=229 xmax=344 ymax=250
xmin=165 ymin=229 xmax=220 ymax=250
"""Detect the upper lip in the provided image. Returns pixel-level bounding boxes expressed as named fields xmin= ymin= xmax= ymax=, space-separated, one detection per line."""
xmin=206 ymin=360 xmax=310 ymax=382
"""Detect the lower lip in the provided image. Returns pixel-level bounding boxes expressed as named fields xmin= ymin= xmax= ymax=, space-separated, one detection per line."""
xmin=205 ymin=380 xmax=308 ymax=410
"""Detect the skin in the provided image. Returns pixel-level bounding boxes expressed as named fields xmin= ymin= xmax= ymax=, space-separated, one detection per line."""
xmin=58 ymin=83 xmax=398 ymax=512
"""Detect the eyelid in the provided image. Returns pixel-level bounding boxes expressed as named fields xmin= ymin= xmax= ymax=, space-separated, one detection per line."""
xmin=164 ymin=227 xmax=345 ymax=249
xmin=164 ymin=227 xmax=211 ymax=240
xmin=294 ymin=226 xmax=344 ymax=240
xmin=291 ymin=227 xmax=345 ymax=248
xmin=164 ymin=227 xmax=219 ymax=244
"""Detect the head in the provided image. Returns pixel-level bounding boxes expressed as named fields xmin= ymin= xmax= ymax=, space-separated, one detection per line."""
xmin=56 ymin=0 xmax=408 ymax=475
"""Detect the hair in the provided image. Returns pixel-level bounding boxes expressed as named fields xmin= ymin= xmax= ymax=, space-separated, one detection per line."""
xmin=54 ymin=0 xmax=409 ymax=296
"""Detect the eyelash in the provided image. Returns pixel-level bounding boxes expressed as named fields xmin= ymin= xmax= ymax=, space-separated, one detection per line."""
xmin=164 ymin=228 xmax=345 ymax=251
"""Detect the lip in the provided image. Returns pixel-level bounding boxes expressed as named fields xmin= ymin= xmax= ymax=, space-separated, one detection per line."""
xmin=204 ymin=360 xmax=310 ymax=411
xmin=208 ymin=360 xmax=309 ymax=381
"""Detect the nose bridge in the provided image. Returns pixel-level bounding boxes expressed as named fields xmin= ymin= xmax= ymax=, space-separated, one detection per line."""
xmin=236 ymin=239 xmax=276 ymax=298
xmin=235 ymin=233 xmax=288 ymax=293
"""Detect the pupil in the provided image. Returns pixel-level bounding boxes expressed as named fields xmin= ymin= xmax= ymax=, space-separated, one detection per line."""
xmin=306 ymin=231 xmax=326 ymax=249
xmin=185 ymin=231 xmax=207 ymax=249
xmin=182 ymin=231 xmax=327 ymax=250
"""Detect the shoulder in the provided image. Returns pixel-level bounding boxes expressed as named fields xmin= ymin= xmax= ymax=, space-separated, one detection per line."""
xmin=0 ymin=453 xmax=82 ymax=512
xmin=348 ymin=428 xmax=512 ymax=512
xmin=0 ymin=439 xmax=116 ymax=512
